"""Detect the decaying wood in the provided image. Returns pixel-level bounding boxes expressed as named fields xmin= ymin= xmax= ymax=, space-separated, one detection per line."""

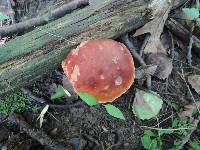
xmin=0 ymin=0 xmax=152 ymax=96
xmin=0 ymin=0 xmax=89 ymax=37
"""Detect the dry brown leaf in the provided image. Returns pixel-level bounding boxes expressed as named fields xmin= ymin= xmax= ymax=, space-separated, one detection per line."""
xmin=135 ymin=65 xmax=157 ymax=79
xmin=178 ymin=102 xmax=200 ymax=122
xmin=133 ymin=0 xmax=172 ymax=54
xmin=188 ymin=75 xmax=200 ymax=94
xmin=146 ymin=53 xmax=172 ymax=79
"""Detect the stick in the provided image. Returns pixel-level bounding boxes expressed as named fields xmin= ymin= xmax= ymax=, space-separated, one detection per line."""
xmin=0 ymin=0 xmax=89 ymax=37
xmin=187 ymin=23 xmax=195 ymax=65
xmin=120 ymin=34 xmax=152 ymax=90
xmin=9 ymin=113 xmax=70 ymax=150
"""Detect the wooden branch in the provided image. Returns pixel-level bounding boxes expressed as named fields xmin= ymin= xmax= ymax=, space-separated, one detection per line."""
xmin=0 ymin=0 xmax=89 ymax=37
xmin=9 ymin=114 xmax=70 ymax=150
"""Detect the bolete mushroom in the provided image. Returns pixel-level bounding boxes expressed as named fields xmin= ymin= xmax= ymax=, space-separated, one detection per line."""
xmin=62 ymin=39 xmax=135 ymax=103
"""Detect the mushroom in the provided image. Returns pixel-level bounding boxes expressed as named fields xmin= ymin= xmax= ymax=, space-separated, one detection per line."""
xmin=62 ymin=39 xmax=135 ymax=103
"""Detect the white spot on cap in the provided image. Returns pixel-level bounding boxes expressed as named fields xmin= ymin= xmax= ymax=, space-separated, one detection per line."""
xmin=71 ymin=48 xmax=80 ymax=55
xmin=120 ymin=46 xmax=124 ymax=51
xmin=100 ymin=75 xmax=104 ymax=80
xmin=71 ymin=65 xmax=80 ymax=82
xmin=112 ymin=56 xmax=119 ymax=64
xmin=115 ymin=76 xmax=122 ymax=86
xmin=104 ymin=85 xmax=109 ymax=90
xmin=98 ymin=45 xmax=104 ymax=50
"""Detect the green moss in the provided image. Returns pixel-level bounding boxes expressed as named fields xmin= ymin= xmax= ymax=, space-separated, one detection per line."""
xmin=0 ymin=91 xmax=35 ymax=115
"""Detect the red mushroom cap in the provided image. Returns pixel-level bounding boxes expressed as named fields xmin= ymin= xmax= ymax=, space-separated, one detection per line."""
xmin=62 ymin=39 xmax=135 ymax=103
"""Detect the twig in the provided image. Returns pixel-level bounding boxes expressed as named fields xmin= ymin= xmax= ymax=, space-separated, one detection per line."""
xmin=187 ymin=23 xmax=195 ymax=65
xmin=179 ymin=64 xmax=200 ymax=113
xmin=152 ymin=113 xmax=175 ymax=128
xmin=139 ymin=34 xmax=150 ymax=57
xmin=121 ymin=34 xmax=146 ymax=66
xmin=8 ymin=113 xmax=69 ymax=150
xmin=179 ymin=115 xmax=200 ymax=149
xmin=49 ymin=102 xmax=85 ymax=109
xmin=178 ymin=63 xmax=200 ymax=149
xmin=21 ymin=87 xmax=84 ymax=109
xmin=20 ymin=88 xmax=46 ymax=104
xmin=120 ymin=34 xmax=152 ymax=89
xmin=196 ymin=0 xmax=200 ymax=8
xmin=165 ymin=77 xmax=169 ymax=93
xmin=140 ymin=126 xmax=194 ymax=131
xmin=173 ymin=59 xmax=200 ymax=72
xmin=0 ymin=0 xmax=89 ymax=37
xmin=83 ymin=134 xmax=101 ymax=147
xmin=169 ymin=31 xmax=175 ymax=60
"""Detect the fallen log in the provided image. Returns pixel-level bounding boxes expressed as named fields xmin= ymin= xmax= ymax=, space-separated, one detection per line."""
xmin=0 ymin=0 xmax=152 ymax=96
xmin=0 ymin=0 xmax=184 ymax=96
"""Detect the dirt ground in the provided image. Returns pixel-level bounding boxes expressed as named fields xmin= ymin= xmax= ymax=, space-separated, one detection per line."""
xmin=0 ymin=0 xmax=200 ymax=150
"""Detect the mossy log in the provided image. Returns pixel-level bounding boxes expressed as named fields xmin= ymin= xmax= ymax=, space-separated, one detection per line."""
xmin=0 ymin=0 xmax=162 ymax=95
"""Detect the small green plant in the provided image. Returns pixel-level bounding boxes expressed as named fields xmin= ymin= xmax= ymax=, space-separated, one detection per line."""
xmin=183 ymin=7 xmax=199 ymax=20
xmin=189 ymin=140 xmax=200 ymax=150
xmin=51 ymin=85 xmax=71 ymax=100
xmin=77 ymin=92 xmax=125 ymax=120
xmin=140 ymin=117 xmax=192 ymax=150
xmin=141 ymin=130 xmax=162 ymax=150
xmin=0 ymin=12 xmax=9 ymax=21
xmin=0 ymin=91 xmax=35 ymax=115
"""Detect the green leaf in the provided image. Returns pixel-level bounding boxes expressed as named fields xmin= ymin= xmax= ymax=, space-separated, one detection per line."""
xmin=78 ymin=92 xmax=98 ymax=106
xmin=182 ymin=8 xmax=199 ymax=20
xmin=132 ymin=89 xmax=163 ymax=120
xmin=0 ymin=12 xmax=9 ymax=21
xmin=104 ymin=104 xmax=125 ymax=120
xmin=143 ymin=130 xmax=156 ymax=137
xmin=190 ymin=141 xmax=200 ymax=150
xmin=172 ymin=117 xmax=179 ymax=128
xmin=37 ymin=105 xmax=49 ymax=128
xmin=159 ymin=129 xmax=174 ymax=136
xmin=141 ymin=135 xmax=152 ymax=149
xmin=141 ymin=130 xmax=155 ymax=149
xmin=51 ymin=85 xmax=71 ymax=100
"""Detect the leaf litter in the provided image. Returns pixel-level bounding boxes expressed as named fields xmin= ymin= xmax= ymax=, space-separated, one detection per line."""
xmin=133 ymin=0 xmax=173 ymax=80
xmin=133 ymin=0 xmax=172 ymax=54
xmin=188 ymin=75 xmax=200 ymax=94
